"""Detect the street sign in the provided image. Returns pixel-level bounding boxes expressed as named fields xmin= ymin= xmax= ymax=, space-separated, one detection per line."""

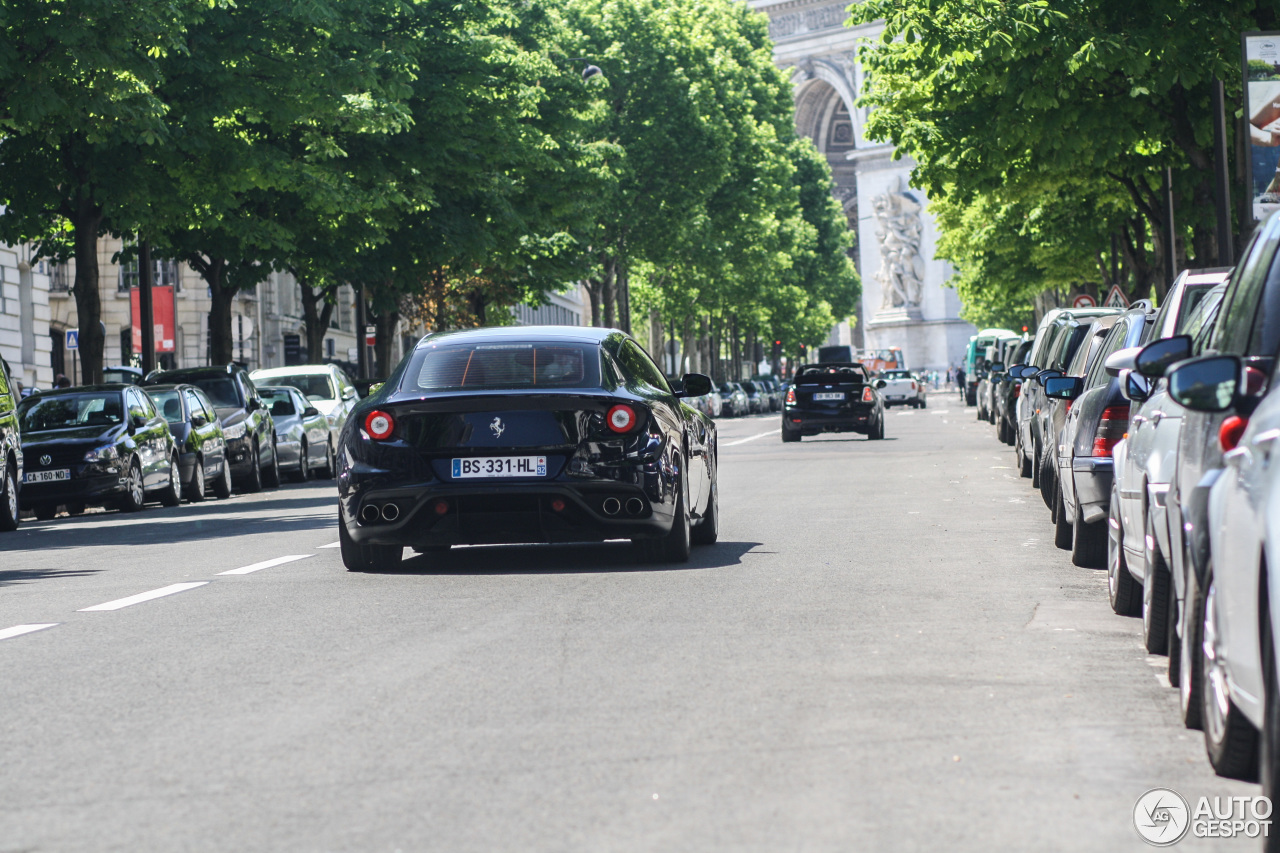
xmin=1072 ymin=294 xmax=1097 ymax=308
xmin=365 ymin=324 xmax=376 ymax=347
xmin=65 ymin=329 xmax=79 ymax=350
xmin=1103 ymin=284 xmax=1130 ymax=308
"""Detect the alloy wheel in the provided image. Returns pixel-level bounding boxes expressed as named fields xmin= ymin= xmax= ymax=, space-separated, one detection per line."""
xmin=1203 ymin=582 xmax=1231 ymax=745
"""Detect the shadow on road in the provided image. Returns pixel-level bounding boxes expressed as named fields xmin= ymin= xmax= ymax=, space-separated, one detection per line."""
xmin=362 ymin=539 xmax=764 ymax=576
xmin=0 ymin=566 xmax=104 ymax=588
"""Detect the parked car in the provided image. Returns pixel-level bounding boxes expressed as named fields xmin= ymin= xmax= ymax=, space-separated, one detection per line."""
xmin=1143 ymin=218 xmax=1280 ymax=773
xmin=250 ymin=363 xmax=358 ymax=458
xmin=336 ymin=326 xmax=718 ymax=571
xmin=1013 ymin=307 xmax=1119 ymax=489
xmin=878 ymin=369 xmax=926 ymax=408
xmin=1105 ymin=271 xmax=1230 ymax=663
xmin=145 ymin=383 xmax=233 ymax=501
xmin=0 ymin=357 xmax=23 ymax=530
xmin=147 ymin=364 xmax=279 ymax=493
xmin=739 ymin=380 xmax=768 ymax=414
xmin=753 ymin=376 xmax=783 ymax=412
xmin=995 ymin=340 xmax=1033 ymax=445
xmin=718 ymin=382 xmax=749 ymax=417
xmin=976 ymin=336 xmax=1019 ymax=421
xmin=781 ymin=362 xmax=886 ymax=441
xmin=258 ymin=385 xmax=334 ymax=481
xmin=1046 ymin=304 xmax=1153 ymax=569
xmin=102 ymin=365 xmax=144 ymax=386
xmin=16 ymin=385 xmax=180 ymax=518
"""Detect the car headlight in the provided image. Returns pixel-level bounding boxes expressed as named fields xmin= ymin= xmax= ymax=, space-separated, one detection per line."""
xmin=223 ymin=422 xmax=247 ymax=440
xmin=84 ymin=445 xmax=118 ymax=463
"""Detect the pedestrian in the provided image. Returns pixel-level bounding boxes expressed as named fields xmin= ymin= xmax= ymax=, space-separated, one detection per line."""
xmin=955 ymin=367 xmax=966 ymax=402
xmin=54 ymin=374 xmax=70 ymax=389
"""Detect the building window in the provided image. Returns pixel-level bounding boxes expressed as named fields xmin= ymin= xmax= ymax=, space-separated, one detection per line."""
xmin=49 ymin=263 xmax=70 ymax=293
xmin=338 ymin=285 xmax=353 ymax=332
xmin=119 ymin=327 xmax=133 ymax=363
xmin=118 ymin=258 xmax=181 ymax=293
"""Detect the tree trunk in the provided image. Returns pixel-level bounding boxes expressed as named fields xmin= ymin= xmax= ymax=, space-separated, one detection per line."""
xmin=617 ymin=263 xmax=631 ymax=334
xmin=373 ymin=307 xmax=398 ymax=378
xmin=299 ymin=280 xmax=337 ymax=365
xmin=206 ymin=260 xmax=235 ymax=364
xmin=584 ymin=279 xmax=601 ymax=327
xmin=69 ymin=201 xmax=105 ymax=384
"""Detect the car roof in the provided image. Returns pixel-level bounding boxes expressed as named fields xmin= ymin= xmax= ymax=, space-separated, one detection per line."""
xmin=26 ymin=384 xmax=132 ymax=396
xmin=251 ymin=365 xmax=336 ymax=377
xmin=413 ymin=325 xmax=614 ymax=350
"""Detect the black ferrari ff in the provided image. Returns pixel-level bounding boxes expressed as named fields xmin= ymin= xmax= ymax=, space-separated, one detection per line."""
xmin=337 ymin=326 xmax=719 ymax=571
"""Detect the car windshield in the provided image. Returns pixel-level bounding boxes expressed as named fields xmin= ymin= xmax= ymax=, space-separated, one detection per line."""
xmin=187 ymin=377 xmax=240 ymax=409
xmin=882 ymin=370 xmax=912 ymax=380
xmin=149 ymin=389 xmax=185 ymax=424
xmin=260 ymin=389 xmax=297 ymax=416
xmin=407 ymin=342 xmax=597 ymax=391
xmin=260 ymin=373 xmax=334 ymax=401
xmin=19 ymin=392 xmax=123 ymax=432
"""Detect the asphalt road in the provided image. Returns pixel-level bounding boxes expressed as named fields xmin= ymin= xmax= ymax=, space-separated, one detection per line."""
xmin=0 ymin=400 xmax=1260 ymax=852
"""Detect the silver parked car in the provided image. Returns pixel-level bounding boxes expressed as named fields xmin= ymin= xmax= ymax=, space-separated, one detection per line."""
xmin=258 ymin=385 xmax=334 ymax=480
xmin=250 ymin=364 xmax=359 ymax=461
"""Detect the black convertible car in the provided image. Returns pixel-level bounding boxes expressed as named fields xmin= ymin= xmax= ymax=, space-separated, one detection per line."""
xmin=337 ymin=326 xmax=719 ymax=571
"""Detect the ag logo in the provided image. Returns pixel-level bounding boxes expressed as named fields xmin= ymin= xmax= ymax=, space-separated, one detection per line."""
xmin=490 ymin=417 xmax=505 ymax=439
xmin=1134 ymin=788 xmax=1190 ymax=846
xmin=39 ymin=454 xmax=51 ymax=466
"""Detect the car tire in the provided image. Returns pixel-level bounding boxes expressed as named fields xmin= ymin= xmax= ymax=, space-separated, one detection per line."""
xmin=1031 ymin=443 xmax=1042 ymax=490
xmin=638 ymin=469 xmax=691 ymax=563
xmin=691 ymin=478 xmax=718 ymax=546
xmin=118 ymin=459 xmax=145 ymax=512
xmin=240 ymin=441 xmax=263 ymax=493
xmin=781 ymin=427 xmax=800 ymax=443
xmin=1039 ymin=453 xmax=1055 ymax=509
xmin=1142 ymin=547 xmax=1171 ymax=654
xmin=293 ymin=441 xmax=311 ymax=483
xmin=338 ymin=505 xmax=403 ymax=572
xmin=322 ymin=441 xmax=336 ymax=479
xmin=34 ymin=504 xmax=57 ymax=521
xmin=159 ymin=454 xmax=182 ymax=507
xmin=1201 ymin=570 xmax=1259 ymax=780
xmin=213 ymin=457 xmax=233 ymax=500
xmin=920 ymin=397 xmax=926 ymax=409
xmin=186 ymin=456 xmax=206 ymax=502
xmin=1070 ymin=498 xmax=1107 ymax=569
xmin=66 ymin=502 xmax=86 ymax=517
xmin=1167 ymin=570 xmax=1182 ymax=686
xmin=1053 ymin=477 xmax=1072 ymax=550
xmin=1260 ymin=595 xmax=1280 ymax=829
xmin=1106 ymin=487 xmax=1141 ymax=616
xmin=1181 ymin=568 xmax=1206 ymax=730
xmin=0 ymin=461 xmax=19 ymax=532
xmin=869 ymin=415 xmax=885 ymax=440
xmin=262 ymin=441 xmax=281 ymax=488
xmin=1018 ymin=437 xmax=1033 ymax=479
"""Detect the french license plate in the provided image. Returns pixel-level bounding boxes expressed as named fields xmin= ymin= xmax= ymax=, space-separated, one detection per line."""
xmin=452 ymin=456 xmax=547 ymax=479
xmin=812 ymin=392 xmax=844 ymax=401
xmin=25 ymin=469 xmax=70 ymax=483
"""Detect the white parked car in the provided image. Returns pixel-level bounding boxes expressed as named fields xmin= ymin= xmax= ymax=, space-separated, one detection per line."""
xmin=877 ymin=369 xmax=926 ymax=408
xmin=249 ymin=364 xmax=360 ymax=458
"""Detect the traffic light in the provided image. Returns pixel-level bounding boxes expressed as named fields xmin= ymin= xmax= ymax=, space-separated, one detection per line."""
xmin=798 ymin=343 xmax=807 ymax=361
xmin=771 ymin=339 xmax=782 ymax=360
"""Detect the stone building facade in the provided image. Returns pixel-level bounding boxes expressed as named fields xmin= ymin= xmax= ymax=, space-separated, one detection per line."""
xmin=0 ymin=242 xmax=54 ymax=392
xmin=749 ymin=0 xmax=976 ymax=372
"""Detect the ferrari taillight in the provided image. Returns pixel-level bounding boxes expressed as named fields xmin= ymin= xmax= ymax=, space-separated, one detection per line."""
xmin=606 ymin=404 xmax=636 ymax=433
xmin=862 ymin=387 xmax=874 ymax=403
xmin=364 ymin=410 xmax=395 ymax=440
xmin=1091 ymin=405 xmax=1129 ymax=457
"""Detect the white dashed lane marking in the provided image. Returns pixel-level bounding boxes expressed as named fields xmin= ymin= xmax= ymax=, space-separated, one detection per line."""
xmin=723 ymin=429 xmax=781 ymax=447
xmin=79 ymin=582 xmax=209 ymax=612
xmin=219 ymin=554 xmax=313 ymax=575
xmin=318 ymin=542 xmax=341 ymax=549
xmin=0 ymin=623 xmax=58 ymax=641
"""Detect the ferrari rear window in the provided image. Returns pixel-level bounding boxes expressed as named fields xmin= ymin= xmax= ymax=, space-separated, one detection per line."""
xmin=410 ymin=343 xmax=599 ymax=391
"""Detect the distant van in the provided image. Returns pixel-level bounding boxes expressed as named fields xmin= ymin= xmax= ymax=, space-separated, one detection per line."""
xmin=816 ymin=345 xmax=854 ymax=363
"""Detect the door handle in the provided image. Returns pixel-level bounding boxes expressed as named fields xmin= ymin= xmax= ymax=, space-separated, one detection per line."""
xmin=1225 ymin=446 xmax=1251 ymax=467
xmin=1253 ymin=428 xmax=1280 ymax=452
xmin=1132 ymin=416 xmax=1146 ymax=426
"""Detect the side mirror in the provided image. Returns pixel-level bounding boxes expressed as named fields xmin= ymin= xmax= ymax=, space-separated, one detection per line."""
xmin=1135 ymin=335 xmax=1192 ymax=378
xmin=130 ymin=414 xmax=148 ymax=430
xmin=191 ymin=413 xmax=208 ymax=427
xmin=1034 ymin=368 xmax=1062 ymax=385
xmin=1104 ymin=346 xmax=1141 ymax=378
xmin=1043 ymin=376 xmax=1084 ymax=400
xmin=1168 ymin=355 xmax=1239 ymax=412
xmin=1118 ymin=369 xmax=1150 ymax=402
xmin=342 ymin=386 xmax=357 ymax=401
xmin=875 ymin=379 xmax=888 ymax=389
xmin=675 ymin=373 xmax=712 ymax=398
xmin=989 ymin=363 xmax=1005 ymax=374
xmin=303 ymin=406 xmax=320 ymax=417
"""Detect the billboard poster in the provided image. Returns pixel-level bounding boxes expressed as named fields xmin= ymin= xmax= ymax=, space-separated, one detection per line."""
xmin=129 ymin=286 xmax=176 ymax=354
xmin=1244 ymin=32 xmax=1280 ymax=221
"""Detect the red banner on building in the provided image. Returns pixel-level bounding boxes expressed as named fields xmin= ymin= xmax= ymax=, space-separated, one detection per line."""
xmin=130 ymin=286 xmax=176 ymax=354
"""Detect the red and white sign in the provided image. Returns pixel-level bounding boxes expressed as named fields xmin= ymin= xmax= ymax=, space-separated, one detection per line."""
xmin=130 ymin=286 xmax=176 ymax=353
xmin=1103 ymin=284 xmax=1131 ymax=309
xmin=1072 ymin=294 xmax=1097 ymax=308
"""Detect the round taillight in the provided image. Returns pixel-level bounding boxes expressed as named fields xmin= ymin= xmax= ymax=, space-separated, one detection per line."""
xmin=364 ymin=410 xmax=395 ymax=440
xmin=606 ymin=404 xmax=636 ymax=433
xmin=1219 ymin=415 xmax=1248 ymax=453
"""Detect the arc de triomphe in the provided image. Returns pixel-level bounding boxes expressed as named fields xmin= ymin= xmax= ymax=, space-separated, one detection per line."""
xmin=750 ymin=0 xmax=975 ymax=372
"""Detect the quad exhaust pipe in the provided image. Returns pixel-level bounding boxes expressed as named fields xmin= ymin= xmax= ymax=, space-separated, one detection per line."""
xmin=360 ymin=504 xmax=380 ymax=523
xmin=602 ymin=497 xmax=621 ymax=516
xmin=625 ymin=497 xmax=645 ymax=516
xmin=602 ymin=496 xmax=646 ymax=517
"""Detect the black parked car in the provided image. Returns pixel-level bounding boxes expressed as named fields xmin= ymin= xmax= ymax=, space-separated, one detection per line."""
xmin=145 ymin=383 xmax=233 ymax=501
xmin=16 ymin=385 xmax=180 ymax=518
xmin=147 ymin=364 xmax=279 ymax=492
xmin=337 ymin=326 xmax=719 ymax=572
xmin=0 ymin=357 xmax=22 ymax=530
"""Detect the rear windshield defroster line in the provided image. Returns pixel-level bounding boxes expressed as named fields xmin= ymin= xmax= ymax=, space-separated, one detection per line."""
xmin=408 ymin=343 xmax=600 ymax=392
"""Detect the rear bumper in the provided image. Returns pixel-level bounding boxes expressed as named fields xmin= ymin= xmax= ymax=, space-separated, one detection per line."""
xmin=783 ymin=405 xmax=875 ymax=434
xmin=1072 ymin=457 xmax=1114 ymax=523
